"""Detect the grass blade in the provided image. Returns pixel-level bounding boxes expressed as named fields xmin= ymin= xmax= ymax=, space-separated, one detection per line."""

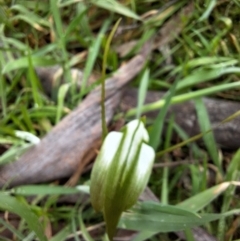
xmin=0 ymin=194 xmax=47 ymax=241
xmin=149 ymin=80 xmax=178 ymax=150
xmin=127 ymin=81 xmax=240 ymax=117
xmin=55 ymin=83 xmax=70 ymax=124
xmin=91 ymin=0 xmax=140 ymax=20
xmin=194 ymin=98 xmax=221 ymax=171
xmin=217 ymin=149 xmax=240 ymax=240
xmin=177 ymin=182 xmax=237 ymax=212
xmin=9 ymin=185 xmax=81 ymax=196
xmin=80 ymin=20 xmax=110 ymax=98
xmin=136 ymin=68 xmax=150 ymax=119
xmin=120 ymin=201 xmax=226 ymax=233
xmin=101 ymin=18 xmax=121 ymax=139
xmin=2 ymin=56 xmax=57 ymax=74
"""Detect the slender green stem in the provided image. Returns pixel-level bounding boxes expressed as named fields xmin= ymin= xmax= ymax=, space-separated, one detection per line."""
xmin=101 ymin=18 xmax=121 ymax=140
xmin=0 ymin=74 xmax=6 ymax=117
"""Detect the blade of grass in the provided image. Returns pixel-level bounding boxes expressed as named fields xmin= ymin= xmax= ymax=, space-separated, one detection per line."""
xmin=27 ymin=50 xmax=43 ymax=107
xmin=120 ymin=201 xmax=240 ymax=233
xmin=0 ymin=218 xmax=25 ymax=240
xmin=23 ymin=231 xmax=37 ymax=241
xmin=144 ymin=0 xmax=187 ymax=27
xmin=0 ymin=194 xmax=47 ymax=241
xmin=184 ymin=229 xmax=195 ymax=241
xmin=194 ymin=98 xmax=221 ymax=171
xmin=177 ymin=182 xmax=239 ymax=212
xmin=59 ymin=0 xmax=81 ymax=7
xmin=80 ymin=19 xmax=110 ymax=99
xmin=55 ymin=83 xmax=70 ymax=124
xmin=125 ymin=29 xmax=155 ymax=57
xmin=217 ymin=149 xmax=240 ymax=240
xmin=10 ymin=4 xmax=50 ymax=28
xmin=2 ymin=36 xmax=28 ymax=51
xmin=173 ymin=57 xmax=237 ymax=74
xmin=10 ymin=114 xmax=27 ymax=131
xmin=75 ymin=2 xmax=93 ymax=39
xmin=49 ymin=225 xmax=71 ymax=241
xmin=161 ymin=115 xmax=174 ymax=205
xmin=64 ymin=8 xmax=89 ymax=40
xmin=189 ymin=165 xmax=202 ymax=196
xmin=21 ymin=106 xmax=36 ymax=134
xmin=79 ymin=212 xmax=95 ymax=241
xmin=91 ymin=0 xmax=140 ymax=20
xmin=136 ymin=68 xmax=149 ymax=119
xmin=199 ymin=0 xmax=217 ymax=21
xmin=50 ymin=0 xmax=76 ymax=102
xmin=71 ymin=214 xmax=81 ymax=241
xmin=129 ymin=183 xmax=240 ymax=239
xmin=149 ymin=78 xmax=178 ymax=150
xmin=2 ymin=56 xmax=57 ymax=74
xmin=9 ymin=185 xmax=81 ymax=196
xmin=0 ymin=74 xmax=6 ymax=117
xmin=0 ymin=144 xmax=33 ymax=165
xmin=173 ymin=123 xmax=204 ymax=158
xmin=132 ymin=231 xmax=156 ymax=241
xmin=15 ymin=1 xmax=49 ymax=11
xmin=176 ymin=67 xmax=240 ymax=91
xmin=10 ymin=15 xmax=47 ymax=32
xmin=126 ymin=81 xmax=240 ymax=117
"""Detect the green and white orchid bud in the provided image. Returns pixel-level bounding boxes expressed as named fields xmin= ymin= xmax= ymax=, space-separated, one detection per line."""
xmin=90 ymin=120 xmax=155 ymax=240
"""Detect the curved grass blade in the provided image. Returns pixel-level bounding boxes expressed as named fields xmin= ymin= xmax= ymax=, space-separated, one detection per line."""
xmin=194 ymin=98 xmax=221 ymax=170
xmin=9 ymin=185 xmax=81 ymax=196
xmin=91 ymin=0 xmax=140 ymax=20
xmin=120 ymin=200 xmax=240 ymax=233
xmin=2 ymin=56 xmax=57 ymax=74
xmin=0 ymin=194 xmax=47 ymax=241
xmin=178 ymin=182 xmax=240 ymax=212
xmin=126 ymin=81 xmax=240 ymax=117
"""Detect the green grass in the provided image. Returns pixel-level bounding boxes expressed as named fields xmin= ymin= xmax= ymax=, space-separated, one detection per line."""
xmin=1 ymin=0 xmax=240 ymax=240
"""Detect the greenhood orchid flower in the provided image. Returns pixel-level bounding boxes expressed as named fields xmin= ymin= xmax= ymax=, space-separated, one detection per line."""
xmin=90 ymin=120 xmax=155 ymax=240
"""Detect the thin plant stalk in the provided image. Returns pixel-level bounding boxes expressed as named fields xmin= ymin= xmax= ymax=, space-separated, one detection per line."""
xmin=101 ymin=18 xmax=121 ymax=140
